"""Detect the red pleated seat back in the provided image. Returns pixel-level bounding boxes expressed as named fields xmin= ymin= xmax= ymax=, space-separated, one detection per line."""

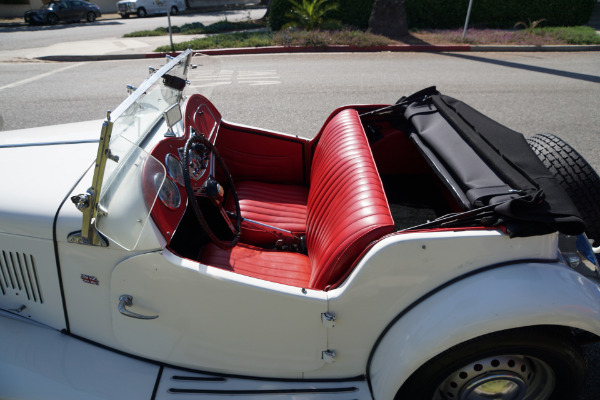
xmin=306 ymin=109 xmax=394 ymax=290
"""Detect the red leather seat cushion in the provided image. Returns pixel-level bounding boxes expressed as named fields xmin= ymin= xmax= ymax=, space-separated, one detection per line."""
xmin=226 ymin=181 xmax=308 ymax=245
xmin=201 ymin=242 xmax=311 ymax=288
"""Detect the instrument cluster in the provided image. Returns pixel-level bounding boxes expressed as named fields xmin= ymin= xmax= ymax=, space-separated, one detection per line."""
xmin=147 ymin=94 xmax=222 ymax=245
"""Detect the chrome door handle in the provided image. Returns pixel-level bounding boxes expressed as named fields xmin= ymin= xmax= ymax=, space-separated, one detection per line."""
xmin=118 ymin=294 xmax=158 ymax=320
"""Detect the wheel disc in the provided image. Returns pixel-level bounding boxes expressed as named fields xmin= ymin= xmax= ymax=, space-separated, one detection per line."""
xmin=434 ymin=355 xmax=555 ymax=400
xmin=47 ymin=13 xmax=58 ymax=24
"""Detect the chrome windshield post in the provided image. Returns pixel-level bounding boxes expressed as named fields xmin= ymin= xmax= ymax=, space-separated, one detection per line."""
xmin=69 ymin=113 xmax=114 ymax=247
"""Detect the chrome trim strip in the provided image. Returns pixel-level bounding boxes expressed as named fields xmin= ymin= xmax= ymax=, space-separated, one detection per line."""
xmin=0 ymin=139 xmax=99 ymax=149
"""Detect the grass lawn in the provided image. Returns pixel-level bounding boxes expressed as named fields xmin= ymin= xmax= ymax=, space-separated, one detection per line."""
xmin=123 ymin=20 xmax=600 ymax=52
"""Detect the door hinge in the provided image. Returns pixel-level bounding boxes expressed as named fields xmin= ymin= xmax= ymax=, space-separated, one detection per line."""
xmin=322 ymin=350 xmax=336 ymax=363
xmin=321 ymin=312 xmax=336 ymax=328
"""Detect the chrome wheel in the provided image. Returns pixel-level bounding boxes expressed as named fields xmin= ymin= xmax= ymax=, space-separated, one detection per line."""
xmin=394 ymin=328 xmax=586 ymax=400
xmin=434 ymin=355 xmax=554 ymax=400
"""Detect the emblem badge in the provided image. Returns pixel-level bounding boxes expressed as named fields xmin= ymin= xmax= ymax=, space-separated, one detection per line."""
xmin=81 ymin=274 xmax=99 ymax=285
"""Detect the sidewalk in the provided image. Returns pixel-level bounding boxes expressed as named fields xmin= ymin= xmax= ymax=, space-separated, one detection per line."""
xmin=0 ymin=35 xmax=181 ymax=62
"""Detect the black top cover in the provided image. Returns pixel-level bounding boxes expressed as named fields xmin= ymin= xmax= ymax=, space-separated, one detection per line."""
xmin=400 ymin=87 xmax=584 ymax=237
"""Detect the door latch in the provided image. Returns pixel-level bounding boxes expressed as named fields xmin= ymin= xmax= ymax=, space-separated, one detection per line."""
xmin=118 ymin=294 xmax=158 ymax=320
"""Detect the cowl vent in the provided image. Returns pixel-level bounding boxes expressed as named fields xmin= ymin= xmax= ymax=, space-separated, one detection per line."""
xmin=0 ymin=250 xmax=43 ymax=303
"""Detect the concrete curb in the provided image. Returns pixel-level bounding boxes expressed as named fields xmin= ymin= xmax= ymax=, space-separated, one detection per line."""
xmin=194 ymin=44 xmax=600 ymax=56
xmin=470 ymin=45 xmax=600 ymax=52
xmin=34 ymin=43 xmax=600 ymax=62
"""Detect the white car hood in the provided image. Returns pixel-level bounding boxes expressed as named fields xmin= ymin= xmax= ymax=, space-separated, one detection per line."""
xmin=0 ymin=120 xmax=103 ymax=240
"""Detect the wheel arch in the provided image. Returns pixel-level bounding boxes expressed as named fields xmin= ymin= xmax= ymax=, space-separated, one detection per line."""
xmin=367 ymin=262 xmax=600 ymax=400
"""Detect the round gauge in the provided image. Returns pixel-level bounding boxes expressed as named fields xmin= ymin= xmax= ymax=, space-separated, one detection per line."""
xmin=165 ymin=153 xmax=184 ymax=186
xmin=153 ymin=174 xmax=181 ymax=210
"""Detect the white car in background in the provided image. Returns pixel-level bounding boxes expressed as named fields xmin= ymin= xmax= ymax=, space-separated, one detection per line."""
xmin=1 ymin=50 xmax=599 ymax=400
xmin=117 ymin=0 xmax=185 ymax=18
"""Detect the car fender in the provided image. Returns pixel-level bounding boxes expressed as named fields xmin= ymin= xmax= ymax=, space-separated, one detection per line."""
xmin=368 ymin=262 xmax=600 ymax=400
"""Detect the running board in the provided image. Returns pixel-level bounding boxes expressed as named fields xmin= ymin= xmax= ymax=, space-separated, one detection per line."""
xmin=154 ymin=367 xmax=372 ymax=399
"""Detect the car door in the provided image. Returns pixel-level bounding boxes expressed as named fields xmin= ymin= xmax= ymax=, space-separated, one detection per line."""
xmin=109 ymin=251 xmax=329 ymax=376
xmin=56 ymin=1 xmax=77 ymax=21
xmin=150 ymin=0 xmax=163 ymax=14
xmin=69 ymin=1 xmax=86 ymax=20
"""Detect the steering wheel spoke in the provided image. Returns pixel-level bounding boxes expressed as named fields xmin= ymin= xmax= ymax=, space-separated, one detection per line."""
xmin=182 ymin=134 xmax=241 ymax=249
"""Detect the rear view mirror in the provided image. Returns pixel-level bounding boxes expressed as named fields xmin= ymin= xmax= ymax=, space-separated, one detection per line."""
xmin=164 ymin=103 xmax=182 ymax=137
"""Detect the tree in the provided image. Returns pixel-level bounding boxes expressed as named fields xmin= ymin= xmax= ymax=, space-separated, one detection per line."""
xmin=368 ymin=0 xmax=409 ymax=39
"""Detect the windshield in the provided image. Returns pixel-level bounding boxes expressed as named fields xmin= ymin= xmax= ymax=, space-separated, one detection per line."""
xmin=93 ymin=50 xmax=193 ymax=250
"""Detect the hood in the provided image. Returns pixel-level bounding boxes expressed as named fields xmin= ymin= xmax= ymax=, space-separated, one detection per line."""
xmin=25 ymin=7 xmax=49 ymax=14
xmin=0 ymin=120 xmax=103 ymax=240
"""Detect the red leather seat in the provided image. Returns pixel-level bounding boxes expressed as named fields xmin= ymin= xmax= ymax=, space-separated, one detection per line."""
xmin=226 ymin=181 xmax=308 ymax=245
xmin=201 ymin=242 xmax=312 ymax=288
xmin=202 ymin=109 xmax=394 ymax=290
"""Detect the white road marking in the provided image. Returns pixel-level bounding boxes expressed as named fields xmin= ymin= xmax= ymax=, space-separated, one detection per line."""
xmin=187 ymin=68 xmax=281 ymax=87
xmin=0 ymin=62 xmax=85 ymax=92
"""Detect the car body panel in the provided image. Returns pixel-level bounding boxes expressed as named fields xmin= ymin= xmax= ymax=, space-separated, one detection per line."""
xmin=116 ymin=0 xmax=186 ymax=17
xmin=0 ymin=311 xmax=372 ymax=400
xmin=0 ymin=233 xmax=66 ymax=329
xmin=0 ymin=142 xmax=95 ymax=240
xmin=312 ymin=229 xmax=558 ymax=378
xmin=0 ymin=120 xmax=101 ymax=240
xmin=0 ymin=310 xmax=158 ymax=400
xmin=109 ymin=250 xmax=328 ymax=376
xmin=153 ymin=367 xmax=372 ymax=399
xmin=369 ymin=262 xmax=600 ymax=400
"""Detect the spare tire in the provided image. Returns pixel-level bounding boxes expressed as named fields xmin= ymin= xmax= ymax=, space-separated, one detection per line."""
xmin=528 ymin=133 xmax=600 ymax=245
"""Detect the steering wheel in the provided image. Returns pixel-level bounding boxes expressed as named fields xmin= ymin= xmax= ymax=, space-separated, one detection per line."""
xmin=182 ymin=134 xmax=241 ymax=249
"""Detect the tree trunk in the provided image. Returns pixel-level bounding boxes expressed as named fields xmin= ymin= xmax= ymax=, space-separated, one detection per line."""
xmin=368 ymin=0 xmax=409 ymax=40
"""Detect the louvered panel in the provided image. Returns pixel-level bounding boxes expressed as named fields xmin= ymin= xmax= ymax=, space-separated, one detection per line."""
xmin=0 ymin=250 xmax=43 ymax=304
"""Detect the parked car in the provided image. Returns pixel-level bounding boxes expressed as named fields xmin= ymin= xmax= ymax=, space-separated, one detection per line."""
xmin=24 ymin=0 xmax=101 ymax=25
xmin=117 ymin=0 xmax=185 ymax=18
xmin=1 ymin=49 xmax=599 ymax=400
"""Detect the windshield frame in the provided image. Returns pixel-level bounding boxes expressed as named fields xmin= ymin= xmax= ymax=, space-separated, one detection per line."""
xmin=72 ymin=49 xmax=193 ymax=248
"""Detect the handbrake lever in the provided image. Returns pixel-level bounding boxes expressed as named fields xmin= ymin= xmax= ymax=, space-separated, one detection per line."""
xmin=225 ymin=211 xmax=306 ymax=253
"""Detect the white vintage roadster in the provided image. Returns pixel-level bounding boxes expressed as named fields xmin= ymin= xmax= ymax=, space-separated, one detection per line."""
xmin=1 ymin=50 xmax=600 ymax=400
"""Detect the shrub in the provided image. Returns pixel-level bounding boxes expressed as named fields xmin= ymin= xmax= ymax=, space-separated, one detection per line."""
xmin=273 ymin=28 xmax=393 ymax=46
xmin=155 ymin=32 xmax=274 ymax=52
xmin=333 ymin=0 xmax=375 ymax=29
xmin=406 ymin=0 xmax=595 ymax=29
xmin=269 ymin=0 xmax=293 ymax=31
xmin=282 ymin=0 xmax=340 ymax=31
xmin=269 ymin=0 xmax=375 ymax=30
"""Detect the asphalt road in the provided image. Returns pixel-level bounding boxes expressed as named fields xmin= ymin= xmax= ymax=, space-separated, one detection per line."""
xmin=0 ymin=52 xmax=599 ymax=398
xmin=1 ymin=51 xmax=598 ymax=170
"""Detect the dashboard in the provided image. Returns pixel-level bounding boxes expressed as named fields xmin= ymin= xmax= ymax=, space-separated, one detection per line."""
xmin=147 ymin=94 xmax=221 ymax=244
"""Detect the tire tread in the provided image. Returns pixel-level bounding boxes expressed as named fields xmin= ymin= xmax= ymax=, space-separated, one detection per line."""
xmin=528 ymin=133 xmax=600 ymax=244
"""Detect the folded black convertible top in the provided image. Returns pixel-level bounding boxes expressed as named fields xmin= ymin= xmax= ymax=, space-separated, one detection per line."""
xmin=400 ymin=87 xmax=585 ymax=237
